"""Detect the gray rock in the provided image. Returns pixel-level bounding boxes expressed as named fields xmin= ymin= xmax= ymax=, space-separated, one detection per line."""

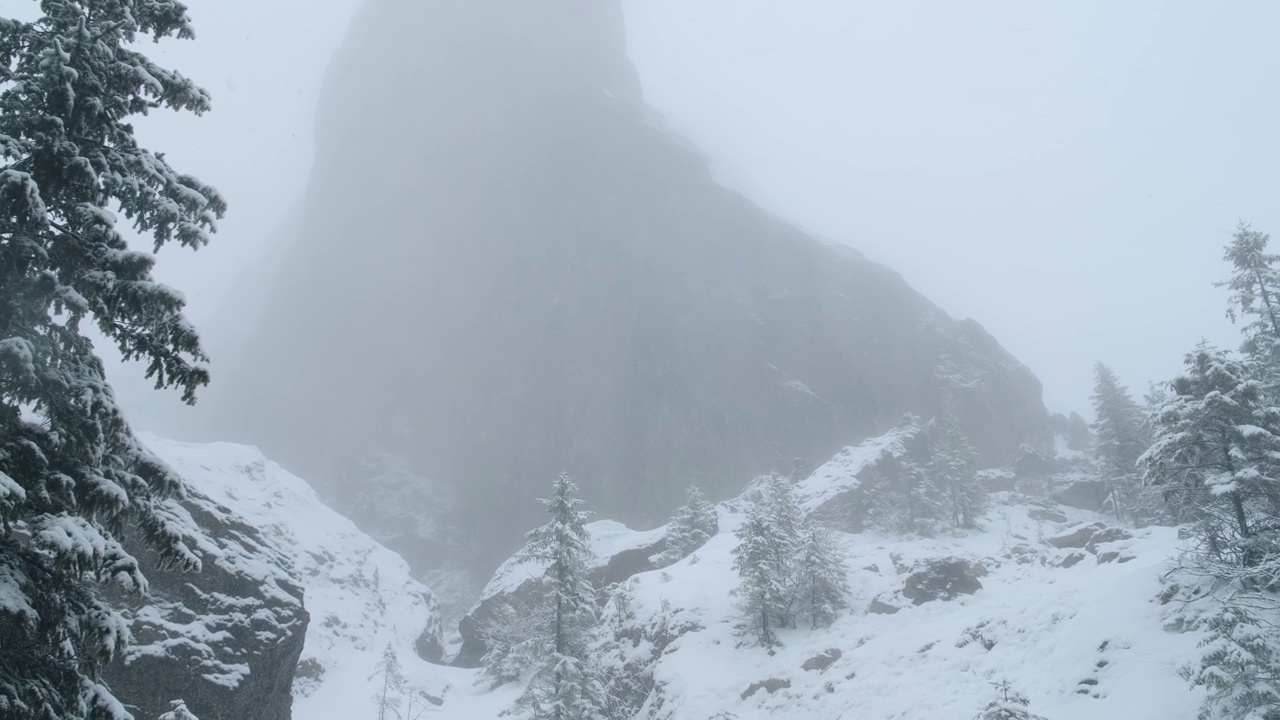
xmin=902 ymin=559 xmax=986 ymax=605
xmin=1084 ymin=527 xmax=1133 ymax=554
xmin=1053 ymin=551 xmax=1088 ymax=568
xmin=104 ymin=489 xmax=309 ymax=720
xmin=1027 ymin=506 xmax=1069 ymax=524
xmin=802 ymin=649 xmax=843 ymax=672
xmin=1047 ymin=523 xmax=1108 ymax=549
xmin=742 ymin=678 xmax=791 ymax=699
xmin=868 ymin=597 xmax=902 ymax=615
xmin=1051 ymin=479 xmax=1110 ymax=511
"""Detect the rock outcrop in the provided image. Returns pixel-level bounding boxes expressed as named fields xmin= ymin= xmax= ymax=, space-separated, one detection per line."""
xmin=104 ymin=468 xmax=308 ymax=720
xmin=212 ymin=0 xmax=1054 ymax=569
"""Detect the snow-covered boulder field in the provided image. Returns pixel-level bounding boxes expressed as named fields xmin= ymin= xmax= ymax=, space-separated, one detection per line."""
xmin=109 ymin=436 xmax=451 ymax=720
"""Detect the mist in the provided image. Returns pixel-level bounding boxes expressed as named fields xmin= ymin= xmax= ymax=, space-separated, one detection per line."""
xmin=10 ymin=1 xmax=1280 ymax=717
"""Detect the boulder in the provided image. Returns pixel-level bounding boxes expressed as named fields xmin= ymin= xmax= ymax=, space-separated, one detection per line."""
xmin=1047 ymin=523 xmax=1108 ymax=549
xmin=1051 ymin=477 xmax=1110 ymax=511
xmin=1053 ymin=551 xmax=1088 ymax=569
xmin=1084 ymin=527 xmax=1133 ymax=554
xmin=1027 ymin=506 xmax=1069 ymax=524
xmin=902 ymin=559 xmax=986 ymax=605
xmin=104 ymin=488 xmax=308 ymax=720
xmin=802 ymin=649 xmax=843 ymax=672
xmin=742 ymin=678 xmax=791 ymax=699
xmin=868 ymin=597 xmax=903 ymax=615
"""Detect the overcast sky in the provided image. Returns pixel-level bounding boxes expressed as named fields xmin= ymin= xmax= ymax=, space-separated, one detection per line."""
xmin=120 ymin=0 xmax=1275 ymax=417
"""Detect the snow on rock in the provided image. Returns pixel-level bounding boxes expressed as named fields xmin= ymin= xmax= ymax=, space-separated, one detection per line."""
xmin=137 ymin=436 xmax=453 ymax=720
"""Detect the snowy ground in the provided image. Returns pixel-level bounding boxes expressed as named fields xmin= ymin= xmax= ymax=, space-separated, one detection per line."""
xmin=146 ymin=436 xmax=1205 ymax=720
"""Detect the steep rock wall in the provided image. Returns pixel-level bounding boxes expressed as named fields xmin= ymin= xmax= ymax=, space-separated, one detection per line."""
xmin=213 ymin=0 xmax=1052 ymax=567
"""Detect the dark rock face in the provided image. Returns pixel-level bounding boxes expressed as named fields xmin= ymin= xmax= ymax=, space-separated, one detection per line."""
xmin=104 ymin=488 xmax=308 ymax=720
xmin=902 ymin=559 xmax=986 ymax=605
xmin=213 ymin=0 xmax=1053 ymax=568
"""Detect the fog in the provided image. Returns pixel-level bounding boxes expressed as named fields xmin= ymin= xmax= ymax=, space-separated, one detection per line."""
xmin=98 ymin=0 xmax=1279 ymax=574
xmin=115 ymin=0 xmax=1274 ymax=428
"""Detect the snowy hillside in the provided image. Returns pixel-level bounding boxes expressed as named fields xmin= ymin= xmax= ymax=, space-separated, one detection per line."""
xmin=136 ymin=435 xmax=1211 ymax=719
xmin=439 ymin=432 xmax=1211 ymax=720
xmin=140 ymin=436 xmax=458 ymax=720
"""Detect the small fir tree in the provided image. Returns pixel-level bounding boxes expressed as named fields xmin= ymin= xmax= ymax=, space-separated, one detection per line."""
xmin=157 ymin=700 xmax=200 ymax=720
xmin=796 ymin=523 xmax=850 ymax=629
xmin=511 ymin=473 xmax=605 ymax=720
xmin=1218 ymin=222 xmax=1280 ymax=366
xmin=1091 ymin=362 xmax=1156 ymax=524
xmin=731 ymin=494 xmax=787 ymax=647
xmin=372 ymin=642 xmax=406 ymax=720
xmin=928 ymin=416 xmax=987 ymax=530
xmin=1184 ymin=604 xmax=1280 ymax=720
xmin=653 ymin=484 xmax=718 ymax=566
xmin=977 ymin=680 xmax=1047 ymax=720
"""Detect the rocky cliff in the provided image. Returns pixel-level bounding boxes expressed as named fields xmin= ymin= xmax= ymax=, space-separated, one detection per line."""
xmin=213 ymin=0 xmax=1052 ymax=568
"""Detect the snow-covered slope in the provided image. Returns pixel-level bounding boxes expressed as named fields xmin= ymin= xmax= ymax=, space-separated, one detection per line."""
xmin=139 ymin=435 xmax=1209 ymax=719
xmin=618 ymin=502 xmax=1199 ymax=719
xmin=440 ymin=445 xmax=1209 ymax=719
xmin=141 ymin=436 xmax=462 ymax=720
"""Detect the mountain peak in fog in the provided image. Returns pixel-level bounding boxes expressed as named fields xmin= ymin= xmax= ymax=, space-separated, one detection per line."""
xmin=215 ymin=0 xmax=1051 ymax=569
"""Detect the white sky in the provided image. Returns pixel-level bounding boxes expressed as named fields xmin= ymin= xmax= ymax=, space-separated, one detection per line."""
xmin=114 ymin=0 xmax=1276 ymax=417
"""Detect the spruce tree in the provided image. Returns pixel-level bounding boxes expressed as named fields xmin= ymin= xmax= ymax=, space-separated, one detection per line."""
xmin=1090 ymin=362 xmax=1155 ymax=524
xmin=0 ymin=2 xmax=223 ymax=717
xmin=1185 ymin=604 xmax=1280 ymax=720
xmin=512 ymin=473 xmax=605 ymax=720
xmin=796 ymin=523 xmax=849 ymax=629
xmin=1142 ymin=345 xmax=1280 ymax=572
xmin=652 ymin=484 xmax=718 ymax=567
xmin=731 ymin=495 xmax=786 ymax=647
xmin=371 ymin=643 xmax=405 ymax=720
xmin=927 ymin=415 xmax=986 ymax=530
xmin=732 ymin=475 xmax=804 ymax=645
xmin=977 ymin=680 xmax=1047 ymax=720
xmin=1218 ymin=222 xmax=1280 ymax=365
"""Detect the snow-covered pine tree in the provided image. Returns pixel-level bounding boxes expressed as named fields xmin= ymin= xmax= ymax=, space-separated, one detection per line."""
xmin=796 ymin=523 xmax=850 ymax=629
xmin=731 ymin=494 xmax=786 ymax=648
xmin=977 ymin=680 xmax=1047 ymax=720
xmin=652 ymin=484 xmax=718 ymax=567
xmin=1218 ymin=222 xmax=1280 ymax=369
xmin=371 ymin=642 xmax=405 ymax=720
xmin=156 ymin=700 xmax=200 ymax=720
xmin=1184 ymin=603 xmax=1280 ymax=720
xmin=0 ymin=2 xmax=223 ymax=717
xmin=512 ymin=473 xmax=605 ymax=720
xmin=732 ymin=475 xmax=804 ymax=645
xmin=478 ymin=596 xmax=553 ymax=686
xmin=926 ymin=415 xmax=986 ymax=530
xmin=1091 ymin=361 xmax=1157 ymax=524
xmin=1142 ymin=345 xmax=1280 ymax=573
